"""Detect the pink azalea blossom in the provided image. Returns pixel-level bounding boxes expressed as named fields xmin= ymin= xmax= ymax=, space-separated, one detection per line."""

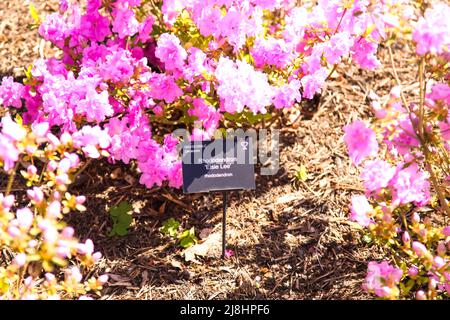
xmin=350 ymin=195 xmax=373 ymax=227
xmin=343 ymin=120 xmax=379 ymax=165
xmin=0 ymin=76 xmax=25 ymax=108
xmin=363 ymin=261 xmax=403 ymax=299
xmin=360 ymin=159 xmax=396 ymax=194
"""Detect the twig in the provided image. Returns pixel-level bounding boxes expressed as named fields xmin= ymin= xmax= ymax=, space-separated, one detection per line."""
xmin=5 ymin=161 xmax=20 ymax=196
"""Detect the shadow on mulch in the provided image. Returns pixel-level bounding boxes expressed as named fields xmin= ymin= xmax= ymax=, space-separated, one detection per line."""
xmin=62 ymin=118 xmax=381 ymax=300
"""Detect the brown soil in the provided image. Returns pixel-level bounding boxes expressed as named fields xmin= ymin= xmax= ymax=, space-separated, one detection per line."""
xmin=0 ymin=1 xmax=419 ymax=300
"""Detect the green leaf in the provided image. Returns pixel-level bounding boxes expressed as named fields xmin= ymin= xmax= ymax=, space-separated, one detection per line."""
xmin=160 ymin=218 xmax=181 ymax=237
xmin=362 ymin=234 xmax=373 ymax=244
xmin=296 ymin=164 xmax=308 ymax=182
xmin=178 ymin=227 xmax=198 ymax=249
xmin=29 ymin=3 xmax=40 ymax=24
xmin=118 ymin=212 xmax=133 ymax=226
xmin=109 ymin=201 xmax=132 ymax=217
xmin=115 ymin=224 xmax=128 ymax=236
xmin=108 ymin=201 xmax=133 ymax=237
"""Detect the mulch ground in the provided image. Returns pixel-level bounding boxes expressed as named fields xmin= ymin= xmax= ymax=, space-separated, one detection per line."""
xmin=0 ymin=1 xmax=419 ymax=300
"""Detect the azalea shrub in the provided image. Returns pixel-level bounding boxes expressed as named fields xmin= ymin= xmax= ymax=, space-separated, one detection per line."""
xmin=0 ymin=0 xmax=441 ymax=300
xmin=0 ymin=0 xmax=405 ymax=189
xmin=344 ymin=1 xmax=450 ymax=300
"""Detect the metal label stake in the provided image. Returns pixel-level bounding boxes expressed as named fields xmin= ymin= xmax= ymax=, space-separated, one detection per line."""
xmin=222 ymin=191 xmax=228 ymax=259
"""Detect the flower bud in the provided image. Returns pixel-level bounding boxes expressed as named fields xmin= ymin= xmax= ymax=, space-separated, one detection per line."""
xmin=98 ymin=275 xmax=108 ymax=284
xmin=76 ymin=195 xmax=86 ymax=205
xmin=408 ymin=266 xmax=419 ymax=278
xmin=16 ymin=208 xmax=33 ymax=229
xmin=47 ymin=160 xmax=58 ymax=172
xmin=2 ymin=194 xmax=15 ymax=208
xmin=443 ymin=226 xmax=450 ymax=237
xmin=52 ymin=191 xmax=62 ymax=201
xmin=27 ymin=187 xmax=44 ymax=204
xmin=58 ymin=158 xmax=71 ymax=173
xmin=433 ymin=256 xmax=445 ymax=269
xmin=93 ymin=252 xmax=102 ymax=262
xmin=7 ymin=226 xmax=20 ymax=238
xmin=13 ymin=253 xmax=27 ymax=267
xmin=27 ymin=165 xmax=37 ymax=176
xmin=416 ymin=290 xmax=426 ymax=300
xmin=55 ymin=173 xmax=70 ymax=185
xmin=60 ymin=132 xmax=72 ymax=145
xmin=390 ymin=86 xmax=402 ymax=99
xmin=45 ymin=273 xmax=56 ymax=282
xmin=402 ymin=231 xmax=411 ymax=245
xmin=428 ymin=277 xmax=437 ymax=290
xmin=412 ymin=212 xmax=420 ymax=224
xmin=437 ymin=242 xmax=446 ymax=256
xmin=61 ymin=227 xmax=74 ymax=239
xmin=412 ymin=241 xmax=430 ymax=259
xmin=32 ymin=122 xmax=49 ymax=138
xmin=56 ymin=245 xmax=71 ymax=258
xmin=46 ymin=201 xmax=61 ymax=219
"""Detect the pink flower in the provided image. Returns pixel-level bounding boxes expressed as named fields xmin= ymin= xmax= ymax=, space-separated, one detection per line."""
xmin=300 ymin=68 xmax=328 ymax=99
xmin=77 ymin=88 xmax=113 ymax=123
xmin=323 ymin=32 xmax=353 ymax=65
xmin=350 ymin=195 xmax=373 ymax=227
xmin=408 ymin=266 xmax=418 ymax=278
xmin=149 ymin=73 xmax=183 ymax=103
xmin=112 ymin=3 xmax=139 ymax=38
xmin=427 ymin=83 xmax=450 ymax=106
xmin=72 ymin=125 xmax=111 ymax=159
xmin=137 ymin=16 xmax=155 ymax=43
xmin=188 ymin=98 xmax=222 ymax=136
xmin=38 ymin=13 xmax=69 ymax=48
xmin=80 ymin=12 xmax=111 ymax=42
xmin=2 ymin=115 xmax=27 ymax=141
xmin=251 ymin=37 xmax=295 ymax=69
xmin=363 ymin=261 xmax=403 ymax=299
xmin=390 ymin=163 xmax=430 ymax=206
xmin=360 ymin=159 xmax=396 ymax=194
xmin=155 ymin=33 xmax=187 ymax=74
xmin=194 ymin=6 xmax=222 ymax=38
xmin=16 ymin=208 xmax=34 ymax=229
xmin=0 ymin=76 xmax=25 ymax=108
xmin=413 ymin=3 xmax=450 ymax=55
xmin=416 ymin=290 xmax=427 ymax=300
xmin=0 ymin=133 xmax=19 ymax=171
xmin=272 ymin=80 xmax=302 ymax=109
xmin=443 ymin=226 xmax=450 ymax=237
xmin=215 ymin=57 xmax=274 ymax=114
xmin=225 ymin=249 xmax=234 ymax=258
xmin=412 ymin=241 xmax=432 ymax=260
xmin=343 ymin=120 xmax=379 ymax=166
xmin=27 ymin=187 xmax=44 ymax=204
xmin=351 ymin=38 xmax=381 ymax=70
xmin=13 ymin=253 xmax=27 ymax=267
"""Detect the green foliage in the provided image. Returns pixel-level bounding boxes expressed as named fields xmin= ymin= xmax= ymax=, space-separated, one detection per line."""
xmin=294 ymin=164 xmax=309 ymax=182
xmin=223 ymin=110 xmax=272 ymax=125
xmin=160 ymin=218 xmax=181 ymax=237
xmin=160 ymin=219 xmax=198 ymax=248
xmin=178 ymin=227 xmax=198 ymax=248
xmin=108 ymin=201 xmax=133 ymax=236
